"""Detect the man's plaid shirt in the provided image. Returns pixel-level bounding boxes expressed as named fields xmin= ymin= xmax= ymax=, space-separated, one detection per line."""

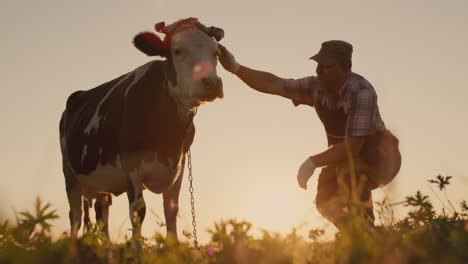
xmin=283 ymin=72 xmax=386 ymax=137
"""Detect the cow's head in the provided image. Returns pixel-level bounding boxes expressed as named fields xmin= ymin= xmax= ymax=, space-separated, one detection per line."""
xmin=133 ymin=18 xmax=224 ymax=110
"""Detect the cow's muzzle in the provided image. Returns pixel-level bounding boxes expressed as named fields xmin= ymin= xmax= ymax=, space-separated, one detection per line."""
xmin=200 ymin=77 xmax=223 ymax=100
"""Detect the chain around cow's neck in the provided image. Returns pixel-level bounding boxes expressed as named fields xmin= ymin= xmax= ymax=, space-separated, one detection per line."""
xmin=187 ymin=105 xmax=198 ymax=249
xmin=163 ymin=61 xmax=200 ymax=249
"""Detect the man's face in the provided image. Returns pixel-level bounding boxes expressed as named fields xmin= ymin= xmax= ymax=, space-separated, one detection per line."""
xmin=315 ymin=63 xmax=348 ymax=92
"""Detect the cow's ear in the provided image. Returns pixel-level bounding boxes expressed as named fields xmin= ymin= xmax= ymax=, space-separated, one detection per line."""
xmin=133 ymin=32 xmax=168 ymax=57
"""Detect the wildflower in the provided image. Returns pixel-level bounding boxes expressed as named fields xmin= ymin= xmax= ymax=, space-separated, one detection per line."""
xmin=206 ymin=246 xmax=215 ymax=257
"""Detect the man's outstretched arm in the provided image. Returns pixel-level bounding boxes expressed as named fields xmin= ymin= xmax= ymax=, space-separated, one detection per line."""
xmin=235 ymin=65 xmax=289 ymax=97
xmin=218 ymin=44 xmax=289 ymax=98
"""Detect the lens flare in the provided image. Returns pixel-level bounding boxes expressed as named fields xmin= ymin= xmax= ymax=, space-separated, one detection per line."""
xmin=192 ymin=61 xmax=213 ymax=80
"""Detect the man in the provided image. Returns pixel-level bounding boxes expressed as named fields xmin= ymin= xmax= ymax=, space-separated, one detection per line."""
xmin=218 ymin=40 xmax=401 ymax=231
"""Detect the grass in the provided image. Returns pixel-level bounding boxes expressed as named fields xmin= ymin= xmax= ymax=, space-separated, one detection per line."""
xmin=0 ymin=175 xmax=467 ymax=264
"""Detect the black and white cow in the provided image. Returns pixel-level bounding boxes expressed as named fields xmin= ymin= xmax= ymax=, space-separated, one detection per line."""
xmin=59 ymin=18 xmax=224 ymax=240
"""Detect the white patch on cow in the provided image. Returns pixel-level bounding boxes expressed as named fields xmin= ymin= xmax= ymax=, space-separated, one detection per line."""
xmin=168 ymin=82 xmax=200 ymax=110
xmin=168 ymin=28 xmax=221 ymax=110
xmin=142 ymin=154 xmax=181 ymax=194
xmin=81 ymin=145 xmax=88 ymax=165
xmin=77 ymin=155 xmax=127 ymax=198
xmin=84 ymin=62 xmax=153 ymax=135
xmin=131 ymin=152 xmax=182 ymax=194
xmin=76 ymin=151 xmax=181 ymax=198
xmin=124 ymin=62 xmax=153 ymax=97
xmin=59 ymin=136 xmax=75 ymax=171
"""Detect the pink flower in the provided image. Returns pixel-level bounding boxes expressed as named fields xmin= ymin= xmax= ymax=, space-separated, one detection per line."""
xmin=206 ymin=246 xmax=215 ymax=257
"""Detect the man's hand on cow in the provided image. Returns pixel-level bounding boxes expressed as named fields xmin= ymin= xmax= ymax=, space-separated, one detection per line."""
xmin=297 ymin=157 xmax=317 ymax=190
xmin=218 ymin=44 xmax=240 ymax=74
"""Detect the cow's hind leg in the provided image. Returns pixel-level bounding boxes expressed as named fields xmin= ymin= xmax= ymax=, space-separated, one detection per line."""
xmin=83 ymin=198 xmax=92 ymax=234
xmin=95 ymin=193 xmax=112 ymax=237
xmin=64 ymin=168 xmax=83 ymax=239
xmin=163 ymin=158 xmax=184 ymax=240
xmin=61 ymin=133 xmax=83 ymax=238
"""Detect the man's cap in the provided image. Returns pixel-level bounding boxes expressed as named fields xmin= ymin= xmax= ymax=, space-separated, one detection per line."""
xmin=310 ymin=40 xmax=353 ymax=65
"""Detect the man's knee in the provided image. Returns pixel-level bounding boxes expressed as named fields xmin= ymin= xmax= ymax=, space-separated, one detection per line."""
xmin=316 ymin=196 xmax=347 ymax=223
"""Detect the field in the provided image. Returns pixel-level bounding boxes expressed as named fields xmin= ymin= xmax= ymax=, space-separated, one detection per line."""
xmin=1 ymin=175 xmax=467 ymax=264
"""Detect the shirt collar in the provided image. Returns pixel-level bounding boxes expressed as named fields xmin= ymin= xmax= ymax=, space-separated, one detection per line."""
xmin=319 ymin=73 xmax=350 ymax=97
xmin=337 ymin=72 xmax=351 ymax=96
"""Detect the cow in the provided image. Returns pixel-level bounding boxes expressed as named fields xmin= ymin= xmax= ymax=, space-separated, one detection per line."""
xmin=59 ymin=18 xmax=224 ymax=241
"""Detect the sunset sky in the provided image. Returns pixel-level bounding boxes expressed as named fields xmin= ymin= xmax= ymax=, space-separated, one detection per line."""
xmin=1 ymin=0 xmax=467 ymax=243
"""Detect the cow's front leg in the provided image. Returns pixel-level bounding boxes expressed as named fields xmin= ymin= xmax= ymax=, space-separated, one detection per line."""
xmin=95 ymin=193 xmax=112 ymax=237
xmin=126 ymin=179 xmax=146 ymax=240
xmin=163 ymin=160 xmax=184 ymax=240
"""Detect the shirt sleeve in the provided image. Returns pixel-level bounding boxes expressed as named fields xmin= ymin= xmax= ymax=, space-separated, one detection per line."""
xmin=346 ymin=88 xmax=377 ymax=137
xmin=283 ymin=76 xmax=317 ymax=106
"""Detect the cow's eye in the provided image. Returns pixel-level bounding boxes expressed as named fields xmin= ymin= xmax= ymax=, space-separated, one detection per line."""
xmin=174 ymin=48 xmax=182 ymax=56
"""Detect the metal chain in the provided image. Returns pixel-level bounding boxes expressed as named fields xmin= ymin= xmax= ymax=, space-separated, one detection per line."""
xmin=187 ymin=149 xmax=199 ymax=249
xmin=187 ymin=107 xmax=199 ymax=249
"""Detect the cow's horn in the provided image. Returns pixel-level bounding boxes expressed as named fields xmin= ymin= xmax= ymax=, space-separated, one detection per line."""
xmin=155 ymin=22 xmax=166 ymax=33
xmin=208 ymin=26 xmax=224 ymax=42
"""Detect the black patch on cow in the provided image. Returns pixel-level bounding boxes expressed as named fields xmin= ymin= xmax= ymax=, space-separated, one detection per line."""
xmin=62 ymin=73 xmax=129 ymax=174
xmin=61 ymin=60 xmax=195 ymax=175
xmin=120 ymin=61 xmax=194 ymax=160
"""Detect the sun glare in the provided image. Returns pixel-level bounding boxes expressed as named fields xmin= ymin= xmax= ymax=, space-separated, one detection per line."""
xmin=245 ymin=185 xmax=304 ymax=233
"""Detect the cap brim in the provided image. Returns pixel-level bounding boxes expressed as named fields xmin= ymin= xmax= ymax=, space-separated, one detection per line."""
xmin=309 ymin=53 xmax=336 ymax=66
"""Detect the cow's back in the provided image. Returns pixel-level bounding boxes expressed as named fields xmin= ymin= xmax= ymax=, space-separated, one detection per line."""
xmin=61 ymin=61 xmax=158 ymax=175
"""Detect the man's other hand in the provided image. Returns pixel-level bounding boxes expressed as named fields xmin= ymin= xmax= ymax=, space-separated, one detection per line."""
xmin=218 ymin=44 xmax=240 ymax=74
xmin=297 ymin=158 xmax=317 ymax=190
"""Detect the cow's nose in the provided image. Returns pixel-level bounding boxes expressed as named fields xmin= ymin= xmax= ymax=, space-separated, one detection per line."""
xmin=201 ymin=77 xmax=222 ymax=89
xmin=202 ymin=77 xmax=223 ymax=99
